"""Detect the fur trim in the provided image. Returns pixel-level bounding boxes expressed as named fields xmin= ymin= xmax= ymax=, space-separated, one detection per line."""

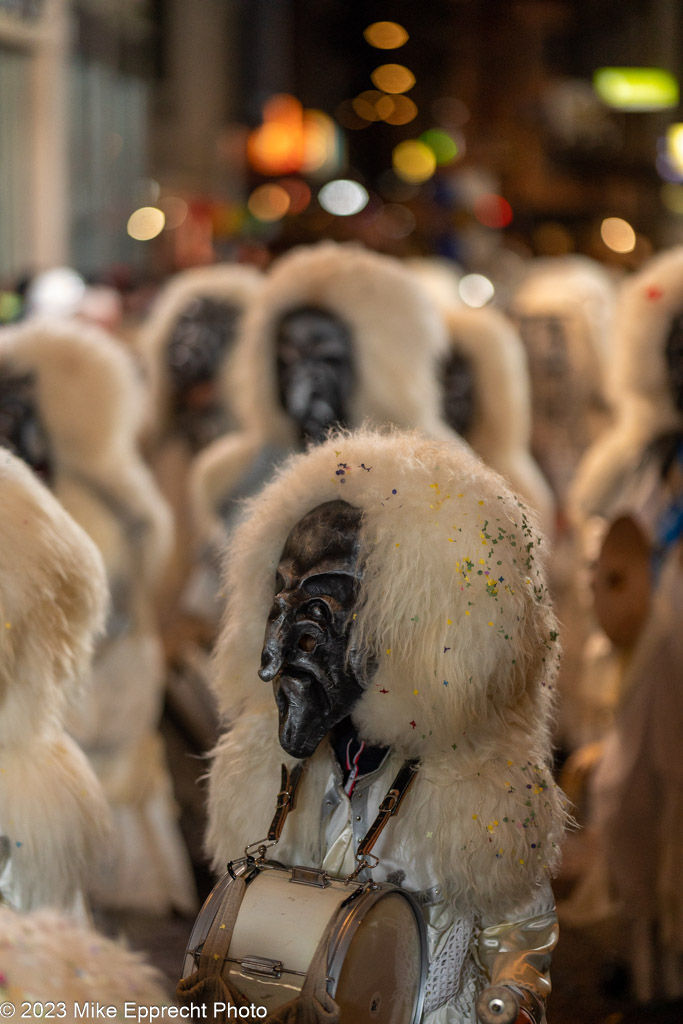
xmin=609 ymin=245 xmax=683 ymax=414
xmin=0 ymin=729 xmax=111 ymax=910
xmin=569 ymin=248 xmax=683 ymax=523
xmin=225 ymin=241 xmax=451 ymax=441
xmin=207 ymin=428 xmax=567 ymax=915
xmin=443 ymin=305 xmax=555 ymax=535
xmin=0 ymin=451 xmax=111 ymax=911
xmin=0 ymin=451 xmax=107 ymax=716
xmin=406 ymin=255 xmax=463 ymax=312
xmin=136 ymin=262 xmax=263 ymax=439
xmin=189 ymin=431 xmax=267 ymax=546
xmin=0 ymin=906 xmax=169 ymax=1011
xmin=0 ymin=319 xmax=173 ymax=587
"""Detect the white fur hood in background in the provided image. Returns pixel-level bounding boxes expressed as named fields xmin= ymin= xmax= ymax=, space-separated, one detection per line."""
xmin=0 ymin=451 xmax=111 ymax=910
xmin=207 ymin=428 xmax=567 ymax=916
xmin=570 ymin=246 xmax=683 ymax=523
xmin=0 ymin=450 xmax=107 ymax=716
xmin=0 ymin=318 xmax=173 ymax=586
xmin=225 ymin=241 xmax=453 ymax=442
xmin=510 ymin=254 xmax=617 ymax=389
xmin=442 ymin=304 xmax=555 ymax=534
xmin=137 ymin=262 xmax=263 ymax=439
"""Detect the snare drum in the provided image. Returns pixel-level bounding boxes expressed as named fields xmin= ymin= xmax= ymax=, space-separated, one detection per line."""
xmin=182 ymin=862 xmax=427 ymax=1023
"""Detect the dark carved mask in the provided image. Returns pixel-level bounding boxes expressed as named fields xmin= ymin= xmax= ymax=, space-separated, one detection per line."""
xmin=665 ymin=311 xmax=683 ymax=415
xmin=258 ymin=499 xmax=365 ymax=758
xmin=275 ymin=305 xmax=355 ymax=443
xmin=0 ymin=369 xmax=53 ymax=484
xmin=166 ymin=296 xmax=239 ymax=428
xmin=441 ymin=346 xmax=476 ymax=438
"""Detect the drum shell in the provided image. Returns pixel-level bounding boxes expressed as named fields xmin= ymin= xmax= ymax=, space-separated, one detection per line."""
xmin=182 ymin=863 xmax=427 ymax=1024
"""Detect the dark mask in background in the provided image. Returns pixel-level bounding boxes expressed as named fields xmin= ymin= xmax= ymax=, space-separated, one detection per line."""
xmin=166 ymin=296 xmax=239 ymax=448
xmin=275 ymin=305 xmax=355 ymax=444
xmin=0 ymin=369 xmax=53 ymax=485
xmin=440 ymin=346 xmax=476 ymax=439
xmin=259 ymin=499 xmax=365 ymax=759
xmin=665 ymin=310 xmax=683 ymax=416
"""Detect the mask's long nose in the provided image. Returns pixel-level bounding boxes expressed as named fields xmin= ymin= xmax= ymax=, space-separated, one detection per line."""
xmin=258 ymin=606 xmax=287 ymax=681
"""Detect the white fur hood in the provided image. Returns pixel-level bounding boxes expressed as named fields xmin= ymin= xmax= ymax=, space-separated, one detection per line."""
xmin=207 ymin=428 xmax=567 ymax=915
xmin=0 ymin=318 xmax=173 ymax=585
xmin=137 ymin=262 xmax=263 ymax=438
xmin=442 ymin=305 xmax=555 ymax=533
xmin=570 ymin=247 xmax=683 ymax=523
xmin=225 ymin=242 xmax=452 ymax=442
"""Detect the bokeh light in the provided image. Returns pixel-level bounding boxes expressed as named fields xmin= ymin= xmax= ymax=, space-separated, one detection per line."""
xmin=392 ymin=140 xmax=437 ymax=183
xmin=371 ymin=64 xmax=415 ymax=95
xmin=363 ymin=22 xmax=409 ymax=50
xmin=666 ymin=124 xmax=683 ymax=174
xmin=420 ymin=129 xmax=460 ymax=166
xmin=458 ymin=274 xmax=495 ymax=308
xmin=279 ymin=178 xmax=312 ymax=215
xmin=353 ymin=91 xmax=388 ymax=122
xmin=373 ymin=204 xmax=416 ymax=239
xmin=248 ymin=184 xmax=291 ymax=222
xmin=318 ymin=179 xmax=369 ymax=216
xmin=382 ymin=94 xmax=418 ymax=125
xmin=159 ymin=196 xmax=189 ymax=230
xmin=593 ymin=67 xmax=679 ymax=111
xmin=127 ymin=207 xmax=165 ymax=241
xmin=473 ymin=194 xmax=513 ymax=229
xmin=600 ymin=216 xmax=636 ymax=253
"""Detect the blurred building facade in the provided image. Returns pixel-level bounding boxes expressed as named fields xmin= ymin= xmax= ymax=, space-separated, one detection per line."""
xmin=2 ymin=0 xmax=683 ymax=286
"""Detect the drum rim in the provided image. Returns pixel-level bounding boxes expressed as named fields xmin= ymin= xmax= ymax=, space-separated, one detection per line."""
xmin=325 ymin=882 xmax=428 ymax=1024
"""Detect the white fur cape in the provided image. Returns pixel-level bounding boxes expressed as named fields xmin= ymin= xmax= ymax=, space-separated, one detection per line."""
xmin=442 ymin=305 xmax=555 ymax=536
xmin=207 ymin=429 xmax=567 ymax=918
xmin=0 ymin=907 xmax=169 ymax=1017
xmin=190 ymin=242 xmax=456 ymax=542
xmin=0 ymin=451 xmax=111 ymax=910
xmin=0 ymin=318 xmax=173 ymax=589
xmin=137 ymin=262 xmax=263 ymax=442
xmin=570 ymin=247 xmax=683 ymax=524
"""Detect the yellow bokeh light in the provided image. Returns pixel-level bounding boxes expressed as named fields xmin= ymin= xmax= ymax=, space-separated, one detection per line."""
xmin=371 ymin=64 xmax=415 ymax=95
xmin=392 ymin=140 xmax=436 ymax=183
xmin=127 ymin=206 xmax=165 ymax=241
xmin=248 ymin=184 xmax=291 ymax=222
xmin=600 ymin=217 xmax=636 ymax=253
xmin=666 ymin=124 xmax=683 ymax=174
xmin=363 ymin=22 xmax=409 ymax=49
xmin=383 ymin=94 xmax=418 ymax=125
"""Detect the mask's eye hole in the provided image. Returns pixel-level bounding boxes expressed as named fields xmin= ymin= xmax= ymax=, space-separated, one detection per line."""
xmin=298 ymin=634 xmax=317 ymax=652
xmin=301 ymin=600 xmax=331 ymax=624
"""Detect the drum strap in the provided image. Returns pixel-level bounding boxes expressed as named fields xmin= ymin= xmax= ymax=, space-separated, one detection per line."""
xmin=356 ymin=757 xmax=420 ymax=860
xmin=267 ymin=762 xmax=305 ymax=843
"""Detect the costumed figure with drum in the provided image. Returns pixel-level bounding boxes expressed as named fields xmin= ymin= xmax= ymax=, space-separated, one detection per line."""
xmin=181 ymin=428 xmax=567 ymax=1024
